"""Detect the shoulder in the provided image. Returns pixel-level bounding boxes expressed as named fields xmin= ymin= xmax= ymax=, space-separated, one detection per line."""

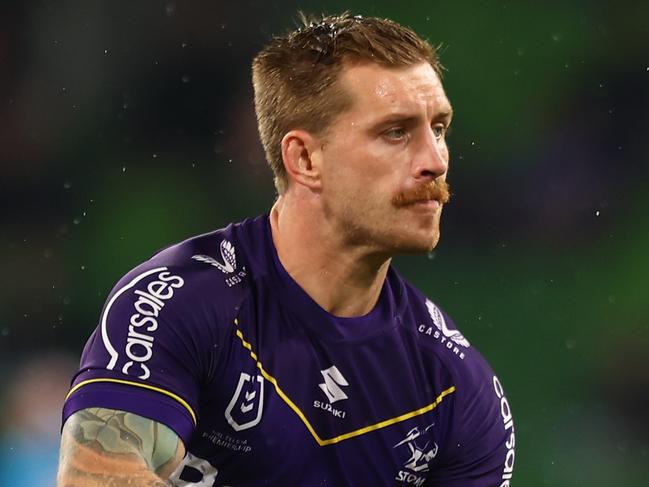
xmin=93 ymin=217 xmax=269 ymax=374
xmin=395 ymin=276 xmax=503 ymax=421
xmin=395 ymin=277 xmax=475 ymax=366
xmin=109 ymin=216 xmax=267 ymax=318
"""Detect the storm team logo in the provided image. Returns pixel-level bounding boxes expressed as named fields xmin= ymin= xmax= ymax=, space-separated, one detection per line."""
xmin=394 ymin=423 xmax=439 ymax=486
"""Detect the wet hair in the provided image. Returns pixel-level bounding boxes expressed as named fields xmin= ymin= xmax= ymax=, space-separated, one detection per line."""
xmin=252 ymin=12 xmax=442 ymax=193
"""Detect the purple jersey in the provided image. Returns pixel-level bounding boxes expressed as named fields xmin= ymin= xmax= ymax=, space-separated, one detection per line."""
xmin=63 ymin=216 xmax=515 ymax=486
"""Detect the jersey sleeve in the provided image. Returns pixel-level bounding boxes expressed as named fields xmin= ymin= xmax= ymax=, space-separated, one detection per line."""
xmin=62 ymin=264 xmax=221 ymax=446
xmin=428 ymin=323 xmax=516 ymax=486
xmin=430 ymin=352 xmax=515 ymax=487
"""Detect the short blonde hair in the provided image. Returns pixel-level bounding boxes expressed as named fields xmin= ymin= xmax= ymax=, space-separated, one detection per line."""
xmin=252 ymin=12 xmax=442 ymax=193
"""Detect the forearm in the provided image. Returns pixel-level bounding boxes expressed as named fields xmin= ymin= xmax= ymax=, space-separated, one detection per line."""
xmin=58 ymin=408 xmax=184 ymax=487
xmin=58 ymin=457 xmax=170 ymax=487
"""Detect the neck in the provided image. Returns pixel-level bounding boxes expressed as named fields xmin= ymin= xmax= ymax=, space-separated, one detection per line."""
xmin=270 ymin=195 xmax=391 ymax=317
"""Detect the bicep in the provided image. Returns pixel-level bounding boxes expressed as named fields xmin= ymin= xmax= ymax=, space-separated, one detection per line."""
xmin=57 ymin=407 xmax=185 ymax=487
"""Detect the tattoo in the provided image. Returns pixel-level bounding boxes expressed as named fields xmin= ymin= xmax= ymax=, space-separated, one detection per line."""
xmin=58 ymin=407 xmax=184 ymax=486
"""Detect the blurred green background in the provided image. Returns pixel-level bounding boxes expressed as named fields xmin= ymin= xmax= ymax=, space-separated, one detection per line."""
xmin=1 ymin=1 xmax=648 ymax=485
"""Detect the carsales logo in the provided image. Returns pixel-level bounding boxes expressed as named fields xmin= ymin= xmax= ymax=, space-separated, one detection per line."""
xmin=102 ymin=267 xmax=184 ymax=380
xmin=493 ymin=375 xmax=515 ymax=486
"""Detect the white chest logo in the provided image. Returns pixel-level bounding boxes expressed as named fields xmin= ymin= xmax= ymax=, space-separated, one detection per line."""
xmin=425 ymin=299 xmax=470 ymax=348
xmin=319 ymin=365 xmax=349 ymax=403
xmin=192 ymin=239 xmax=236 ymax=274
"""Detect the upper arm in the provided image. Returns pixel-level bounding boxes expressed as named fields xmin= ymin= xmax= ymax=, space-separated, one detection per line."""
xmin=57 ymin=407 xmax=186 ymax=487
xmin=416 ymin=303 xmax=515 ymax=486
xmin=429 ymin=371 xmax=516 ymax=486
xmin=63 ymin=265 xmax=216 ymax=446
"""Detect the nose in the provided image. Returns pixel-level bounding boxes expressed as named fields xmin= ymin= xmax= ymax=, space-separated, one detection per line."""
xmin=413 ymin=127 xmax=448 ymax=180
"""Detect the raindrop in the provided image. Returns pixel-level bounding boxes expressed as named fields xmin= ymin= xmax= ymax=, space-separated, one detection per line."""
xmin=122 ymin=166 xmax=127 ymax=173
xmin=471 ymin=141 xmax=475 ymax=146
xmin=63 ymin=181 xmax=72 ymax=189
xmin=181 ymin=74 xmax=191 ymax=83
xmin=181 ymin=42 xmax=188 ymax=48
xmin=80 ymin=265 xmax=86 ymax=271
xmin=104 ymin=49 xmax=108 ymax=54
xmin=82 ymin=211 xmax=87 ymax=217
xmin=227 ymin=158 xmax=233 ymax=163
xmin=595 ymin=210 xmax=600 ymax=217
xmin=165 ymin=2 xmax=176 ymax=16
xmin=426 ymin=251 xmax=435 ymax=260
xmin=152 ymin=153 xmax=158 ymax=158
xmin=73 ymin=217 xmax=81 ymax=225
xmin=1 ymin=328 xmax=9 ymax=337
xmin=62 ymin=86 xmax=67 ymax=92
xmin=551 ymin=33 xmax=561 ymax=42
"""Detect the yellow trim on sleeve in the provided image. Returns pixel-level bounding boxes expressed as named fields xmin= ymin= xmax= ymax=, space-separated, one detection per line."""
xmin=233 ymin=325 xmax=455 ymax=446
xmin=65 ymin=378 xmax=197 ymax=425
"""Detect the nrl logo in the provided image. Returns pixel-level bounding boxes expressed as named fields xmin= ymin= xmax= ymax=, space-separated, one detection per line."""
xmin=224 ymin=372 xmax=265 ymax=432
xmin=425 ymin=299 xmax=470 ymax=348
xmin=192 ymin=239 xmax=237 ymax=274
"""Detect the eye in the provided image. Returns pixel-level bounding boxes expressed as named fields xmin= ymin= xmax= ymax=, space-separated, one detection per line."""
xmin=383 ymin=127 xmax=407 ymax=140
xmin=432 ymin=124 xmax=448 ymax=140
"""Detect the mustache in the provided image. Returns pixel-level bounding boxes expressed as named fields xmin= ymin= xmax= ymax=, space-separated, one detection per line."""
xmin=391 ymin=180 xmax=451 ymax=207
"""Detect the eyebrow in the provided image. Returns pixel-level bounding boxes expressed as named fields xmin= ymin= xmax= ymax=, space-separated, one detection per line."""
xmin=372 ymin=108 xmax=454 ymax=129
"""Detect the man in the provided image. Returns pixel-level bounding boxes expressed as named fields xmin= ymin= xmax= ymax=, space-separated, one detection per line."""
xmin=58 ymin=13 xmax=515 ymax=486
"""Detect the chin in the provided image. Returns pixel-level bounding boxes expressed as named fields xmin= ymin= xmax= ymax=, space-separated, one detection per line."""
xmin=392 ymin=231 xmax=440 ymax=255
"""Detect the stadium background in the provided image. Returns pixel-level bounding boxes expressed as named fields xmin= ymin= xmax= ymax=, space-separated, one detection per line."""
xmin=1 ymin=1 xmax=648 ymax=485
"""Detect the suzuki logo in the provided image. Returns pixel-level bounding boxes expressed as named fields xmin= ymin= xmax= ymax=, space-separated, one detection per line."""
xmin=319 ymin=365 xmax=349 ymax=403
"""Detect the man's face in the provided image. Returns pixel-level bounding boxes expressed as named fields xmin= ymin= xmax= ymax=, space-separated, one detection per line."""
xmin=317 ymin=61 xmax=452 ymax=255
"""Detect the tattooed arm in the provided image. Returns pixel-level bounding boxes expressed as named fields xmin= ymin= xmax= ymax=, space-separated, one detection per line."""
xmin=57 ymin=407 xmax=186 ymax=487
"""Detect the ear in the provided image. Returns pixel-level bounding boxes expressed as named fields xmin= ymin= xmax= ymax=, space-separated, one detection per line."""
xmin=280 ymin=130 xmax=323 ymax=190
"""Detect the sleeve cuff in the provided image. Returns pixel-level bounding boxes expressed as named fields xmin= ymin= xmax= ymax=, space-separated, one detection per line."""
xmin=62 ymin=381 xmax=196 ymax=447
